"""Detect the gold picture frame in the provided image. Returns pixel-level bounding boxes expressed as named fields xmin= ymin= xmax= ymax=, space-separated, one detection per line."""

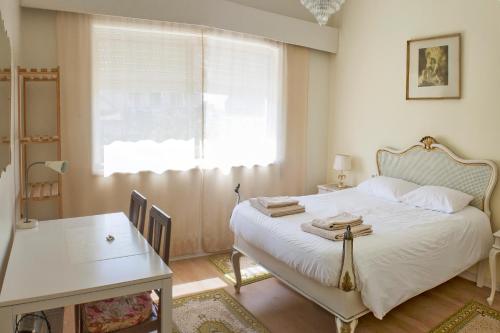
xmin=406 ymin=33 xmax=461 ymax=100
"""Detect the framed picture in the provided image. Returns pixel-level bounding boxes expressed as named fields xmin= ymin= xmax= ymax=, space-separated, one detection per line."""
xmin=406 ymin=33 xmax=461 ymax=100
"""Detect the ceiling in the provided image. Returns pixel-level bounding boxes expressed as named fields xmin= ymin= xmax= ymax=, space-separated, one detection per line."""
xmin=226 ymin=0 xmax=318 ymax=23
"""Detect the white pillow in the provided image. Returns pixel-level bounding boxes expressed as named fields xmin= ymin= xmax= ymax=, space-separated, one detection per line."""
xmin=400 ymin=185 xmax=474 ymax=213
xmin=357 ymin=176 xmax=420 ymax=202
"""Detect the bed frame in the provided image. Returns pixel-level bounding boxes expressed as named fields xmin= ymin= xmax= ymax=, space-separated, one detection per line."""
xmin=231 ymin=136 xmax=497 ymax=332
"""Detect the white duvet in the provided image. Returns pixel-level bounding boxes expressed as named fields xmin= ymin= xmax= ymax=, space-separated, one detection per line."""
xmin=230 ymin=189 xmax=493 ymax=319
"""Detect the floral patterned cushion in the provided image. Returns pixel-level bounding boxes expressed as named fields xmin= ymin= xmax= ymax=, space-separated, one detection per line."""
xmin=83 ymin=292 xmax=152 ymax=333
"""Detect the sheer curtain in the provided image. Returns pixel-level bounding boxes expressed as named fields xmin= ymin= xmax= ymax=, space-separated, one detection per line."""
xmin=57 ymin=12 xmax=309 ymax=256
xmin=90 ymin=16 xmax=283 ymax=176
xmin=91 ymin=17 xmax=203 ymax=175
xmin=202 ymin=30 xmax=283 ymax=170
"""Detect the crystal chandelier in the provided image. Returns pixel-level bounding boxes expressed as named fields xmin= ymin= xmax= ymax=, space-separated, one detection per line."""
xmin=300 ymin=0 xmax=346 ymax=26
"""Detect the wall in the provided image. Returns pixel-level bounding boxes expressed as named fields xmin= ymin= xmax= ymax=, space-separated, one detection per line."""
xmin=328 ymin=0 xmax=500 ymax=283
xmin=21 ymin=7 xmax=55 ymax=66
xmin=329 ymin=0 xmax=500 ymax=224
xmin=0 ymin=0 xmax=20 ymax=285
xmin=21 ymin=0 xmax=338 ymax=53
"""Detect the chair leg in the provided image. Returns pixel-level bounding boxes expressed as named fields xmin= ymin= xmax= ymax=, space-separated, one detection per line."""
xmin=158 ymin=289 xmax=162 ymax=322
xmin=74 ymin=305 xmax=81 ymax=333
xmin=231 ymin=249 xmax=243 ymax=294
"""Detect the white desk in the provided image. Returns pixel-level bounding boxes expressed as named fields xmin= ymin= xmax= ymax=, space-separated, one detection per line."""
xmin=0 ymin=213 xmax=173 ymax=332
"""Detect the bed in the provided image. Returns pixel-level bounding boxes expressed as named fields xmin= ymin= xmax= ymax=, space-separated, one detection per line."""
xmin=229 ymin=136 xmax=497 ymax=333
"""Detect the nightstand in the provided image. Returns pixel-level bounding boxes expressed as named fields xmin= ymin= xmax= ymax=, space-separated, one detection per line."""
xmin=487 ymin=230 xmax=500 ymax=305
xmin=317 ymin=183 xmax=353 ymax=194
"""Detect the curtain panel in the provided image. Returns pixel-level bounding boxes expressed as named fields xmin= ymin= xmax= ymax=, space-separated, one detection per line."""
xmin=90 ymin=16 xmax=284 ymax=176
xmin=56 ymin=12 xmax=310 ymax=256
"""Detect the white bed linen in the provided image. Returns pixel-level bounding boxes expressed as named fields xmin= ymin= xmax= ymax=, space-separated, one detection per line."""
xmin=230 ymin=189 xmax=493 ymax=319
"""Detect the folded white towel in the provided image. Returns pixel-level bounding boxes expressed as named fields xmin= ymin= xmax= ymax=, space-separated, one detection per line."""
xmin=250 ymin=199 xmax=305 ymax=217
xmin=312 ymin=212 xmax=363 ymax=230
xmin=301 ymin=222 xmax=373 ymax=241
xmin=257 ymin=196 xmax=300 ymax=209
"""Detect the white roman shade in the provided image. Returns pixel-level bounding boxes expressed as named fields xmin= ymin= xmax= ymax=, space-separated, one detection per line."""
xmin=91 ymin=15 xmax=284 ymax=176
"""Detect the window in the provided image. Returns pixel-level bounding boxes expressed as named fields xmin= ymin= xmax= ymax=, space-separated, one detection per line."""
xmin=91 ymin=17 xmax=283 ymax=176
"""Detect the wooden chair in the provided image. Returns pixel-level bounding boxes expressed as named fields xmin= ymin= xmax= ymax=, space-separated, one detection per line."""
xmin=129 ymin=190 xmax=147 ymax=234
xmin=147 ymin=205 xmax=172 ymax=265
xmin=76 ymin=205 xmax=172 ymax=333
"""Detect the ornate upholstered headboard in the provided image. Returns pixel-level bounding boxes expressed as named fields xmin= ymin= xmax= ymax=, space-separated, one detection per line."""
xmin=377 ymin=136 xmax=497 ymax=216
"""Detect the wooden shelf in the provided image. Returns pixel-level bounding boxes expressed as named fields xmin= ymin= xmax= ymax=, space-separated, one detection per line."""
xmin=0 ymin=68 xmax=10 ymax=81
xmin=21 ymin=135 xmax=60 ymax=144
xmin=1 ymin=136 xmax=9 ymax=144
xmin=18 ymin=67 xmax=59 ymax=81
xmin=19 ymin=66 xmax=63 ymax=218
xmin=23 ymin=181 xmax=60 ymax=201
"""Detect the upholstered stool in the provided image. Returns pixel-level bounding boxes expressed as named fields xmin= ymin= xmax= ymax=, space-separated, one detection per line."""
xmin=82 ymin=292 xmax=153 ymax=333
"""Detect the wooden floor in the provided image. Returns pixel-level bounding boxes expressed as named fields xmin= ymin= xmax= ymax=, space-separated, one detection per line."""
xmin=64 ymin=256 xmax=500 ymax=333
xmin=170 ymin=256 xmax=500 ymax=333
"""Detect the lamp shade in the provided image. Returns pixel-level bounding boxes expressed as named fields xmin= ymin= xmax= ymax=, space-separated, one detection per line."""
xmin=44 ymin=160 xmax=69 ymax=174
xmin=333 ymin=154 xmax=351 ymax=171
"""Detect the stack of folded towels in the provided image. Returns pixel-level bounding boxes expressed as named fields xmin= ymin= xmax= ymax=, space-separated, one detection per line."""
xmin=301 ymin=212 xmax=372 ymax=241
xmin=250 ymin=196 xmax=305 ymax=217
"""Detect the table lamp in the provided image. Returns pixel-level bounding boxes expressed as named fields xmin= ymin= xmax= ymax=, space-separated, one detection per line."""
xmin=333 ymin=154 xmax=351 ymax=188
xmin=17 ymin=160 xmax=69 ymax=229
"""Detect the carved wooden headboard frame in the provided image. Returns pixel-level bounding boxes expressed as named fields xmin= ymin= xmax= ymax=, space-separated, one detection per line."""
xmin=376 ymin=136 xmax=498 ymax=216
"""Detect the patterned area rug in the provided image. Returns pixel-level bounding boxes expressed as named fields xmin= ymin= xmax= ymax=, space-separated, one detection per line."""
xmin=209 ymin=253 xmax=272 ymax=286
xmin=173 ymin=289 xmax=270 ymax=333
xmin=430 ymin=301 xmax=500 ymax=333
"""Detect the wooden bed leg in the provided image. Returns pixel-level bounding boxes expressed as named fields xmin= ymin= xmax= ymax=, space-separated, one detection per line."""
xmin=335 ymin=317 xmax=358 ymax=333
xmin=231 ymin=249 xmax=243 ymax=293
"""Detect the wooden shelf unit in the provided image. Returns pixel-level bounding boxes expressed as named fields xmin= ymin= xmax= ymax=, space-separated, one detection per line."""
xmin=0 ymin=68 xmax=11 ymax=81
xmin=23 ymin=181 xmax=60 ymax=201
xmin=0 ymin=69 xmax=11 ymax=146
xmin=20 ymin=135 xmax=60 ymax=144
xmin=18 ymin=67 xmax=58 ymax=81
xmin=18 ymin=66 xmax=63 ymax=219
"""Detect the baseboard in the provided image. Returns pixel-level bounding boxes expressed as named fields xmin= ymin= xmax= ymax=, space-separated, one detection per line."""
xmin=459 ymin=264 xmax=500 ymax=290
xmin=170 ymin=249 xmax=230 ymax=262
xmin=459 ymin=271 xmax=479 ymax=283
xmin=171 ymin=252 xmax=210 ymax=262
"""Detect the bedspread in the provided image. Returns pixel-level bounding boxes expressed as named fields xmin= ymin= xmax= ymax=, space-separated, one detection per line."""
xmin=230 ymin=189 xmax=493 ymax=319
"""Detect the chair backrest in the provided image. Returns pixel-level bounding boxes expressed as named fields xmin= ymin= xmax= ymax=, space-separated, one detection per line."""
xmin=129 ymin=190 xmax=147 ymax=234
xmin=148 ymin=205 xmax=172 ymax=265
